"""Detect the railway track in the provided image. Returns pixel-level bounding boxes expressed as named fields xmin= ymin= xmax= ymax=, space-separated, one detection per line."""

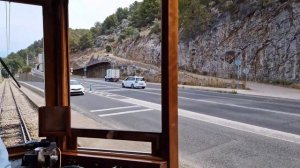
xmin=0 ymin=80 xmax=33 ymax=146
xmin=0 ymin=79 xmax=6 ymax=114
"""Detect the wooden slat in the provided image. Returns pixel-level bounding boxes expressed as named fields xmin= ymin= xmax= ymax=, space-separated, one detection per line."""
xmin=76 ymin=148 xmax=163 ymax=161
xmin=161 ymin=0 xmax=179 ymax=168
xmin=7 ymin=145 xmax=27 ymax=160
xmin=71 ymin=128 xmax=160 ymax=143
xmin=62 ymin=151 xmax=167 ymax=168
xmin=70 ymin=129 xmax=162 ymax=155
xmin=38 ymin=106 xmax=70 ymax=137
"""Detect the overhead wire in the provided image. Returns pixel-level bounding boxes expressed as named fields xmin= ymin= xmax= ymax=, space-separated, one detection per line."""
xmin=5 ymin=2 xmax=7 ymax=56
xmin=8 ymin=2 xmax=11 ymax=55
xmin=5 ymin=2 xmax=11 ymax=56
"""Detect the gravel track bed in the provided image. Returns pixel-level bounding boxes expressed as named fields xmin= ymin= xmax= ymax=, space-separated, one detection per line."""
xmin=0 ymin=80 xmax=23 ymax=146
xmin=0 ymin=80 xmax=39 ymax=147
xmin=10 ymin=81 xmax=39 ymax=140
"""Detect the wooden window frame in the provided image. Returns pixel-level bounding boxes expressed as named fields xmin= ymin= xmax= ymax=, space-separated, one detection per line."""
xmin=3 ymin=0 xmax=178 ymax=167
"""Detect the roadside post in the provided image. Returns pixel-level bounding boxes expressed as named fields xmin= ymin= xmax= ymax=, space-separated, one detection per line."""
xmin=84 ymin=65 xmax=87 ymax=78
xmin=0 ymin=64 xmax=2 ymax=81
xmin=243 ymin=67 xmax=249 ymax=88
xmin=234 ymin=59 xmax=241 ymax=89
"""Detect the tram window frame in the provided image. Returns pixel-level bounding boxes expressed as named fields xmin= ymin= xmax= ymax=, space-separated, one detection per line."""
xmin=3 ymin=0 xmax=178 ymax=167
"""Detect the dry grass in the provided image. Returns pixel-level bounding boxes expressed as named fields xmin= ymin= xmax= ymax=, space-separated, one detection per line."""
xmin=203 ymin=78 xmax=226 ymax=88
xmin=178 ymin=71 xmax=246 ymax=89
xmin=231 ymin=90 xmax=237 ymax=94
xmin=290 ymin=83 xmax=300 ymax=89
xmin=145 ymin=74 xmax=161 ymax=83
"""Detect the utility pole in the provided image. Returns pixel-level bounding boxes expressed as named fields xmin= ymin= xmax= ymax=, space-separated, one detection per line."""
xmin=26 ymin=54 xmax=29 ymax=66
xmin=84 ymin=65 xmax=87 ymax=78
xmin=0 ymin=64 xmax=2 ymax=81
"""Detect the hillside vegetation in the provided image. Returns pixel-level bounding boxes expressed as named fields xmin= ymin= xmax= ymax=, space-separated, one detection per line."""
xmin=4 ymin=0 xmax=235 ymax=69
xmin=5 ymin=0 xmax=299 ymax=87
xmin=2 ymin=40 xmax=42 ymax=76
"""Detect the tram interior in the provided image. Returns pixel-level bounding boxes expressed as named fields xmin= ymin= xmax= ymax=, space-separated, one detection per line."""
xmin=0 ymin=0 xmax=178 ymax=167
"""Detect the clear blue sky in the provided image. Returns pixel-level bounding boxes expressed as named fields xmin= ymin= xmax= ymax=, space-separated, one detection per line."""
xmin=0 ymin=0 xmax=140 ymax=57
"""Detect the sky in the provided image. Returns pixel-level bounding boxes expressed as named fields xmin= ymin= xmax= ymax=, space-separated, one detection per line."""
xmin=0 ymin=0 xmax=140 ymax=57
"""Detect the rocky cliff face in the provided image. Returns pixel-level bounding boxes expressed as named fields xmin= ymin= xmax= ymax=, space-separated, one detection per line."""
xmin=94 ymin=0 xmax=300 ymax=83
xmin=113 ymin=32 xmax=161 ymax=67
xmin=180 ymin=0 xmax=300 ymax=83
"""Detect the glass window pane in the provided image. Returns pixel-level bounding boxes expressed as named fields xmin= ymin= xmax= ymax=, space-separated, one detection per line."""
xmin=0 ymin=2 xmax=44 ymax=148
xmin=69 ymin=0 xmax=162 ymax=151
xmin=178 ymin=1 xmax=300 ymax=167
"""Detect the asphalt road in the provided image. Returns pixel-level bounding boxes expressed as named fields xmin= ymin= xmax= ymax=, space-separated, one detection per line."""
xmin=25 ymin=78 xmax=300 ymax=167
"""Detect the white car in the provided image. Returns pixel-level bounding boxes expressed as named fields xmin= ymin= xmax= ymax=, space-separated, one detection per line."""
xmin=122 ymin=76 xmax=146 ymax=89
xmin=70 ymin=80 xmax=85 ymax=95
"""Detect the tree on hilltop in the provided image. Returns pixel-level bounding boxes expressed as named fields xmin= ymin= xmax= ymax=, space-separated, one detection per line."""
xmin=130 ymin=0 xmax=160 ymax=28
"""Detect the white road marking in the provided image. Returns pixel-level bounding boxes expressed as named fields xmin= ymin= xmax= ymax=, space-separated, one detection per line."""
xmin=179 ymin=96 xmax=300 ymax=117
xmin=90 ymin=105 xmax=140 ymax=113
xmin=179 ymin=110 xmax=300 ymax=145
xmin=143 ymin=88 xmax=160 ymax=91
xmin=90 ymin=86 xmax=116 ymax=89
xmin=120 ymin=89 xmax=161 ymax=95
xmin=180 ymin=90 xmax=300 ymax=108
xmin=94 ymin=91 xmax=113 ymax=96
xmin=92 ymin=91 xmax=300 ymax=144
xmin=23 ymin=81 xmax=300 ymax=144
xmin=116 ymin=89 xmax=300 ymax=117
xmin=82 ymin=80 xmax=300 ymax=144
xmin=79 ymin=78 xmax=300 ymax=102
xmin=97 ymin=89 xmax=125 ymax=92
xmin=98 ymin=109 xmax=153 ymax=117
xmin=118 ymin=98 xmax=300 ymax=144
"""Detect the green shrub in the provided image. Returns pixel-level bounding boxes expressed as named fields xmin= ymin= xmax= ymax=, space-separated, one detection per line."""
xmin=271 ymin=79 xmax=293 ymax=86
xmin=106 ymin=45 xmax=112 ymax=52
xmin=130 ymin=0 xmax=160 ymax=28
xmin=22 ymin=66 xmax=31 ymax=73
xmin=108 ymin=38 xmax=115 ymax=42
xmin=221 ymin=0 xmax=236 ymax=13
xmin=231 ymin=90 xmax=237 ymax=94
xmin=118 ymin=34 xmax=126 ymax=43
xmin=258 ymin=0 xmax=273 ymax=7
xmin=135 ymin=69 xmax=141 ymax=75
xmin=119 ymin=27 xmax=140 ymax=41
xmin=202 ymin=71 xmax=208 ymax=76
xmin=150 ymin=21 xmax=161 ymax=35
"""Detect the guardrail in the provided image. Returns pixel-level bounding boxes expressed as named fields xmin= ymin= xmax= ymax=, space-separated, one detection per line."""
xmin=19 ymin=82 xmax=44 ymax=97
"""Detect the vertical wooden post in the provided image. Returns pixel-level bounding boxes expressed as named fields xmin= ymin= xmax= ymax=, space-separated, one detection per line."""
xmin=42 ymin=0 xmax=70 ymax=149
xmin=43 ymin=1 xmax=57 ymax=106
xmin=43 ymin=0 xmax=69 ymax=106
xmin=161 ymin=0 xmax=178 ymax=168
